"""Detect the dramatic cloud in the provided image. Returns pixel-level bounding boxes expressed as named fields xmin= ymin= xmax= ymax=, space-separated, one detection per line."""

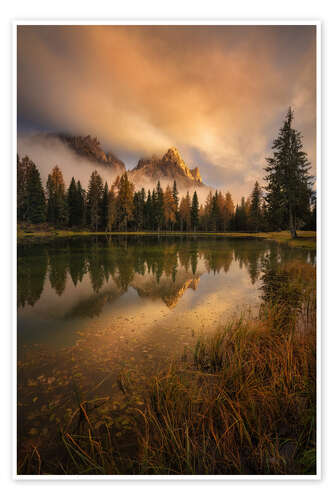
xmin=17 ymin=25 xmax=316 ymax=201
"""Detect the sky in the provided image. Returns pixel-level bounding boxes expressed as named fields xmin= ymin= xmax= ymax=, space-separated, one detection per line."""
xmin=17 ymin=25 xmax=316 ymax=201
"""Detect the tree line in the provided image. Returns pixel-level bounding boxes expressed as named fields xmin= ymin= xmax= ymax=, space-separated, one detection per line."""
xmin=17 ymin=108 xmax=316 ymax=236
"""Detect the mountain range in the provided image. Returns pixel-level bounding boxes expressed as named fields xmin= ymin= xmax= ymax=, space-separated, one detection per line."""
xmin=58 ymin=134 xmax=205 ymax=190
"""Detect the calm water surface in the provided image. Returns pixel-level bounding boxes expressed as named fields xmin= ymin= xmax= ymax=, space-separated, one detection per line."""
xmin=17 ymin=236 xmax=315 ymax=458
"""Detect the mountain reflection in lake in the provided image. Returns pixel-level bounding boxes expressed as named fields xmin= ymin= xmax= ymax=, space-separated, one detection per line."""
xmin=18 ymin=235 xmax=315 ymax=349
xmin=17 ymin=236 xmax=315 ymax=466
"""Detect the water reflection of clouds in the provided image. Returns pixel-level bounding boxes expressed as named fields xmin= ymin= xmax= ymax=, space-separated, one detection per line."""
xmin=18 ymin=237 xmax=314 ymax=347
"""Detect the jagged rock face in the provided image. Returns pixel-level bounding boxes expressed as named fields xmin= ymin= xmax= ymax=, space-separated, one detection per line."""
xmin=59 ymin=134 xmax=126 ymax=175
xmin=129 ymin=147 xmax=203 ymax=188
xmin=190 ymin=167 xmax=202 ymax=183
xmin=161 ymin=147 xmax=193 ymax=177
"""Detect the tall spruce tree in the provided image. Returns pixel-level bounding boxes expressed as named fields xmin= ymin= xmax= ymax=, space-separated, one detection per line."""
xmin=179 ymin=192 xmax=191 ymax=231
xmin=67 ymin=177 xmax=79 ymax=227
xmin=133 ymin=189 xmax=145 ymax=231
xmin=163 ymin=185 xmax=177 ymax=230
xmin=249 ymin=181 xmax=262 ymax=232
xmin=87 ymin=170 xmax=103 ymax=231
xmin=145 ymin=190 xmax=153 ymax=230
xmin=25 ymin=160 xmax=46 ymax=223
xmin=265 ymin=108 xmax=313 ymax=238
xmin=172 ymin=180 xmax=179 ymax=230
xmin=191 ymin=191 xmax=199 ymax=231
xmin=76 ymin=180 xmax=86 ymax=227
xmin=156 ymin=181 xmax=164 ymax=231
xmin=116 ymin=172 xmax=134 ymax=231
xmin=101 ymin=182 xmax=109 ymax=231
xmin=46 ymin=166 xmax=68 ymax=226
xmin=17 ymin=155 xmax=27 ymax=222
xmin=106 ymin=187 xmax=117 ymax=232
xmin=209 ymin=192 xmax=219 ymax=231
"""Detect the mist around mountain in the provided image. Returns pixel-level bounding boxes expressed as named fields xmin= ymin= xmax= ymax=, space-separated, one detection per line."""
xmin=17 ymin=133 xmax=210 ymax=198
xmin=130 ymin=147 xmax=203 ymax=190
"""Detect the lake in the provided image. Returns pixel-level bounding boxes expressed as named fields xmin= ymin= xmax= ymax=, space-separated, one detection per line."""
xmin=17 ymin=235 xmax=315 ymax=466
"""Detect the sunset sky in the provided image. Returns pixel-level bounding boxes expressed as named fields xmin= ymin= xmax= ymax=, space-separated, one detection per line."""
xmin=17 ymin=25 xmax=316 ymax=200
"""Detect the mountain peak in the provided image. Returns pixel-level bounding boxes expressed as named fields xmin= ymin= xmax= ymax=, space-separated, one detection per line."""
xmin=130 ymin=147 xmax=204 ymax=189
xmin=162 ymin=147 xmax=191 ymax=177
xmin=58 ymin=133 xmax=126 ymax=175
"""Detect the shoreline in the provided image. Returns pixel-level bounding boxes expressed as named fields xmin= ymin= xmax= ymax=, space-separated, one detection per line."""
xmin=17 ymin=227 xmax=316 ymax=249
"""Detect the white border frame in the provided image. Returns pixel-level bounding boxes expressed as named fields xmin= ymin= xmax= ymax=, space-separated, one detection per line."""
xmin=12 ymin=19 xmax=322 ymax=481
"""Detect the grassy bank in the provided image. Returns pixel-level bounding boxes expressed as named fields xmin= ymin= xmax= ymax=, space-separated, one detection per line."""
xmin=19 ymin=260 xmax=316 ymax=475
xmin=137 ymin=261 xmax=316 ymax=475
xmin=17 ymin=223 xmax=316 ymax=249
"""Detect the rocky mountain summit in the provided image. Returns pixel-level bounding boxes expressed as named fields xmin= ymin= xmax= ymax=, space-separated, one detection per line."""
xmin=58 ymin=134 xmax=126 ymax=176
xmin=21 ymin=132 xmax=208 ymax=191
xmin=129 ymin=147 xmax=203 ymax=188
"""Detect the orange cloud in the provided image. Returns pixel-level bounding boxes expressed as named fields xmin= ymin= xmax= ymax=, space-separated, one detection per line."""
xmin=17 ymin=25 xmax=316 ymax=201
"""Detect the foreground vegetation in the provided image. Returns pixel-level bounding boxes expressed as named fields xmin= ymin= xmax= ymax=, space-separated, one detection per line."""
xmin=19 ymin=259 xmax=316 ymax=475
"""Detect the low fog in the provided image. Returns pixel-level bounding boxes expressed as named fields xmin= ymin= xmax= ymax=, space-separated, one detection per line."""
xmin=18 ymin=134 xmax=215 ymax=204
xmin=18 ymin=134 xmax=121 ymax=190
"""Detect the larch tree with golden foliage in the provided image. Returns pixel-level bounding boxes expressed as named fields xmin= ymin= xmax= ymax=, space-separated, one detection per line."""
xmin=46 ymin=165 xmax=68 ymax=226
xmin=163 ymin=185 xmax=177 ymax=230
xmin=179 ymin=192 xmax=192 ymax=231
xmin=116 ymin=172 xmax=134 ymax=231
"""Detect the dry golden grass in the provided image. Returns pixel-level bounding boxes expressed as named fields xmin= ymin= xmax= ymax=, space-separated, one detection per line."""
xmin=137 ymin=262 xmax=316 ymax=475
xmin=18 ymin=261 xmax=316 ymax=475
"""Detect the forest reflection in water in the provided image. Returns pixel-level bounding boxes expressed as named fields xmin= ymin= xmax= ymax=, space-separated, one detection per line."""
xmin=17 ymin=236 xmax=315 ymax=467
xmin=18 ymin=235 xmax=315 ymax=348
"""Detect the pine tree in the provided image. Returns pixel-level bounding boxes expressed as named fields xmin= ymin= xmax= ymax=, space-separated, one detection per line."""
xmin=87 ymin=170 xmax=103 ymax=231
xmin=191 ymin=191 xmax=199 ymax=231
xmin=156 ymin=181 xmax=164 ymax=231
xmin=216 ymin=191 xmax=225 ymax=231
xmin=224 ymin=192 xmax=235 ymax=231
xmin=46 ymin=166 xmax=68 ymax=226
xmin=203 ymin=191 xmax=214 ymax=231
xmin=133 ymin=190 xmax=145 ymax=231
xmin=106 ymin=187 xmax=117 ymax=232
xmin=116 ymin=172 xmax=134 ymax=231
xmin=172 ymin=180 xmax=179 ymax=230
xmin=249 ymin=181 xmax=262 ymax=232
xmin=76 ymin=181 xmax=86 ymax=227
xmin=145 ymin=190 xmax=153 ymax=230
xmin=25 ymin=160 xmax=46 ymax=223
xmin=265 ymin=107 xmax=313 ymax=238
xmin=163 ymin=185 xmax=177 ymax=230
xmin=151 ymin=189 xmax=158 ymax=230
xmin=209 ymin=192 xmax=219 ymax=231
xmin=101 ymin=182 xmax=109 ymax=231
xmin=232 ymin=197 xmax=248 ymax=231
xmin=17 ymin=155 xmax=27 ymax=222
xmin=199 ymin=204 xmax=205 ymax=231
xmin=67 ymin=177 xmax=79 ymax=227
xmin=179 ymin=192 xmax=191 ymax=231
